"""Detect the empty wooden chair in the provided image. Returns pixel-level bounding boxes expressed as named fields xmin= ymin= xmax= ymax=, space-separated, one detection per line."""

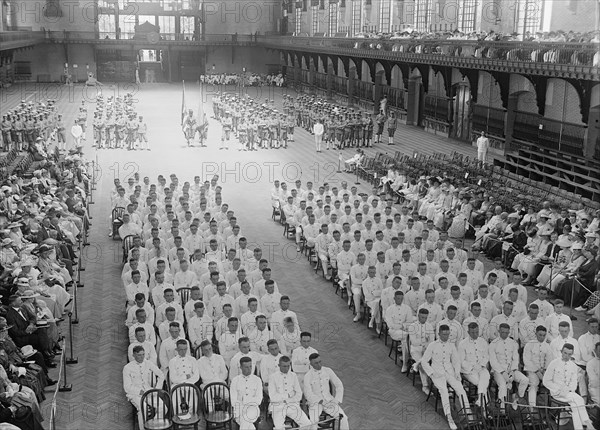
xmin=170 ymin=383 xmax=202 ymax=430
xmin=140 ymin=388 xmax=173 ymax=430
xmin=202 ymin=382 xmax=233 ymax=430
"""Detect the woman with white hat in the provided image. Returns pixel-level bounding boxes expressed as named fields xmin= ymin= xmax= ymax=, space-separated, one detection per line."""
xmin=548 ymin=243 xmax=587 ymax=292
xmin=0 ymin=238 xmax=18 ymax=268
xmin=536 ymin=235 xmax=573 ymax=288
xmin=0 ymin=351 xmax=44 ymax=429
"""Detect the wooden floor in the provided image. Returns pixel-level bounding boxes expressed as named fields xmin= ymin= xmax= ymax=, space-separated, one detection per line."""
xmin=0 ymin=83 xmax=588 ymax=430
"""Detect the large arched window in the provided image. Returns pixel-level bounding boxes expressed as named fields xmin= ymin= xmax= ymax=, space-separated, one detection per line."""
xmin=379 ymin=0 xmax=392 ymax=33
xmin=351 ymin=0 xmax=362 ymax=35
xmin=457 ymin=0 xmax=478 ymax=33
xmin=414 ymin=0 xmax=434 ymax=32
xmin=328 ymin=0 xmax=338 ymax=35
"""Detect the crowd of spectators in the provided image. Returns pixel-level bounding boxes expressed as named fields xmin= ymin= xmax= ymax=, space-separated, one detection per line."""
xmin=271 ymin=170 xmax=599 ymax=429
xmin=0 ymin=99 xmax=93 ymax=427
xmin=200 ymin=73 xmax=285 ymax=87
xmin=353 ymin=28 xmax=600 ymax=43
xmin=348 ymin=28 xmax=600 ymax=66
xmin=118 ymin=173 xmax=348 ymax=430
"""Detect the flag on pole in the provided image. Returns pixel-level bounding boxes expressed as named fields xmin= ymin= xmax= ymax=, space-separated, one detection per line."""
xmin=181 ymin=80 xmax=187 ymax=126
xmin=198 ymin=81 xmax=207 ymax=127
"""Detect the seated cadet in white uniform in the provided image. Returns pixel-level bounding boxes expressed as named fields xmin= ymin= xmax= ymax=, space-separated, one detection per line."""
xmin=304 ymin=353 xmax=349 ymax=430
xmin=407 ymin=308 xmax=434 ymax=394
xmin=458 ymin=322 xmax=490 ymax=407
xmin=384 ymin=290 xmax=414 ymax=372
xmin=219 ymin=317 xmax=242 ymax=366
xmin=168 ymin=339 xmax=200 ymax=386
xmin=230 ymin=356 xmax=263 ymax=430
xmin=523 ymin=325 xmax=554 ymax=410
xmin=128 ymin=327 xmax=158 ymax=365
xmin=587 ymin=342 xmax=600 ymax=406
xmin=268 ymin=355 xmax=312 ymax=430
xmin=421 ymin=324 xmax=471 ymax=430
xmin=260 ymin=339 xmax=285 ymax=392
xmin=228 ymin=337 xmax=262 ymax=381
xmin=123 ymin=345 xmax=165 ymax=430
xmin=489 ymin=323 xmax=529 ymax=411
xmin=290 ymin=331 xmax=318 ymax=389
xmin=543 ymin=343 xmax=595 ymax=430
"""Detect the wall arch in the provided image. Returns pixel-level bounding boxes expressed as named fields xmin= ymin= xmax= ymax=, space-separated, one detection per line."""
xmin=545 ymin=79 xmax=584 ymax=125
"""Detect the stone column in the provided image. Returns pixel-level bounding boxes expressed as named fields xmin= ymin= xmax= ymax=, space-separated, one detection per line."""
xmin=373 ymin=70 xmax=383 ymax=114
xmin=406 ymin=76 xmax=421 ymax=126
xmin=348 ymin=66 xmax=356 ymax=107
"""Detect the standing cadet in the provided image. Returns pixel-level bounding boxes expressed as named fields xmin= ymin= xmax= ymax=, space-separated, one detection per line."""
xmin=220 ymin=111 xmax=232 ymax=150
xmin=56 ymin=114 xmax=67 ymax=151
xmin=137 ymin=116 xmax=148 ymax=150
xmin=1 ymin=115 xmax=12 ymax=151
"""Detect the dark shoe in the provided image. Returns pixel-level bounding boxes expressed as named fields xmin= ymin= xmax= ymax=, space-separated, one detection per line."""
xmin=46 ymin=378 xmax=58 ymax=386
xmin=46 ymin=362 xmax=57 ymax=369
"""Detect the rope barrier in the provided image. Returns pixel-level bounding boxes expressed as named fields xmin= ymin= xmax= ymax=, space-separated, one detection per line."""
xmin=499 ymin=398 xmax=599 ymax=410
xmin=48 ymin=338 xmax=67 ymax=430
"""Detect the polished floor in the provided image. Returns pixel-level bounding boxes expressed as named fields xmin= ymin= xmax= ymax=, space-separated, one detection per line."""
xmin=0 ymin=82 xmax=588 ymax=430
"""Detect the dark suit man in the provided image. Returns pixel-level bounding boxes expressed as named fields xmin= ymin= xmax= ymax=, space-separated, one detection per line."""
xmin=526 ymin=234 xmax=562 ymax=285
xmin=5 ymin=296 xmax=45 ymax=356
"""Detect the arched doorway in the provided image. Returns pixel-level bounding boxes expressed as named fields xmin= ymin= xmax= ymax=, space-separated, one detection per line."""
xmin=452 ymin=83 xmax=471 ymax=142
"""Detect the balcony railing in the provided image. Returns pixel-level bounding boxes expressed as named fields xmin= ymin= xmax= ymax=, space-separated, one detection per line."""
xmin=0 ymin=31 xmax=46 ymax=49
xmin=2 ymin=30 xmax=257 ymax=46
xmin=262 ymin=35 xmax=600 ymax=69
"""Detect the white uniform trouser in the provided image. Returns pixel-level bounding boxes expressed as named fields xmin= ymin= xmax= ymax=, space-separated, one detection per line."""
xmin=463 ymin=367 xmax=490 ymax=404
xmin=589 ymin=386 xmax=599 ymax=405
xmin=272 ymin=402 xmax=311 ymax=430
xmin=577 ymin=367 xmax=588 ymax=397
xmin=351 ymin=283 xmax=362 ymax=314
xmin=315 ymin=134 xmax=323 ymax=152
xmin=409 ymin=347 xmax=428 ymax=388
xmin=492 ymin=370 xmax=528 ymax=403
xmin=477 ymin=149 xmax=487 ymax=162
xmin=138 ymin=132 xmax=148 ymax=149
xmin=526 ymin=371 xmax=542 ymax=407
xmin=233 ymin=402 xmax=260 ymax=430
xmin=367 ymin=298 xmax=381 ymax=324
xmin=552 ymin=392 xmax=590 ymax=430
xmin=307 ymin=401 xmax=349 ymax=430
xmin=429 ymin=374 xmax=470 ymax=415
xmin=389 ymin=329 xmax=408 ymax=367
xmin=316 ymin=250 xmax=328 ymax=271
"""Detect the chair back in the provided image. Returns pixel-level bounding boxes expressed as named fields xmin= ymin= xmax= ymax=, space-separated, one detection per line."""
xmin=170 ymin=383 xmax=201 ymax=421
xmin=140 ymin=388 xmax=172 ymax=430
xmin=122 ymin=235 xmax=137 ymax=263
xmin=202 ymin=382 xmax=231 ymax=414
xmin=177 ymin=287 xmax=192 ymax=307
xmin=112 ymin=206 xmax=125 ymax=220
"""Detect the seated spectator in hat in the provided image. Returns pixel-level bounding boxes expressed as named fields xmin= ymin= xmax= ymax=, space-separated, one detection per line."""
xmin=35 ymin=243 xmax=71 ymax=286
xmin=0 ymin=348 xmax=44 ymax=423
xmin=555 ymin=247 xmax=598 ymax=305
xmin=19 ymin=290 xmax=60 ymax=356
xmin=0 ymin=239 xmax=19 ymax=269
xmin=5 ymin=295 xmax=55 ymax=368
xmin=0 ymin=317 xmax=56 ymax=394
xmin=548 ymin=243 xmax=587 ymax=293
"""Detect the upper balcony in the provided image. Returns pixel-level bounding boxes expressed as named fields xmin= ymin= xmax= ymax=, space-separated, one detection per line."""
xmin=0 ymin=31 xmax=47 ymax=50
xmin=0 ymin=30 xmax=258 ymax=50
xmin=261 ymin=35 xmax=600 ymax=81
